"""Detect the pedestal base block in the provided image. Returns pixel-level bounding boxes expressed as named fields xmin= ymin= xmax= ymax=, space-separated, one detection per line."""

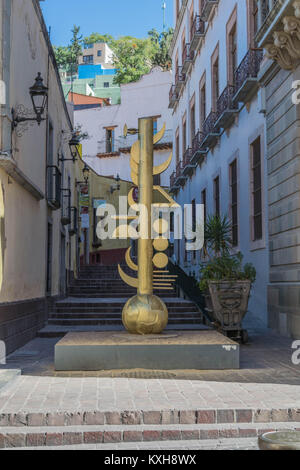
xmin=55 ymin=330 xmax=240 ymax=371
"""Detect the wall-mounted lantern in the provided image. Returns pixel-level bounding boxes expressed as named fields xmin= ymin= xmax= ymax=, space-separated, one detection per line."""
xmin=110 ymin=174 xmax=121 ymax=194
xmin=76 ymin=164 xmax=90 ymax=186
xmin=59 ymin=131 xmax=81 ymax=163
xmin=12 ymin=73 xmax=48 ymax=130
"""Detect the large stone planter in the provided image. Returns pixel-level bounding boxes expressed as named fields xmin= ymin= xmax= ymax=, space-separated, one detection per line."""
xmin=208 ymin=280 xmax=251 ymax=343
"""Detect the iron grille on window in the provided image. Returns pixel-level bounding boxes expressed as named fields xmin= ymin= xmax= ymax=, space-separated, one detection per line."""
xmin=46 ymin=166 xmax=61 ymax=210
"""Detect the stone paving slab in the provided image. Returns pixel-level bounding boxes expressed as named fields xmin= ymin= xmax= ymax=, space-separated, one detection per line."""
xmin=0 ymin=370 xmax=21 ymax=392
xmin=3 ymin=437 xmax=259 ymax=450
xmin=0 ymin=375 xmax=300 ymax=414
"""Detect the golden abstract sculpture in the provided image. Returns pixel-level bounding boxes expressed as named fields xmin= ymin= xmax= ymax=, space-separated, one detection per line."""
xmin=118 ymin=117 xmax=178 ymax=335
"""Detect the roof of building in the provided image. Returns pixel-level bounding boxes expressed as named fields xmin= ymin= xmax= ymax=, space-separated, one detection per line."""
xmin=68 ymin=92 xmax=110 ymax=106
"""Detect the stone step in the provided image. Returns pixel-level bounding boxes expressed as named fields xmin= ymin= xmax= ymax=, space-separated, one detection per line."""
xmin=0 ymin=422 xmax=298 ymax=448
xmin=56 ymin=299 xmax=196 ymax=307
xmin=50 ymin=312 xmax=201 ymax=319
xmin=48 ymin=318 xmax=203 ymax=326
xmin=68 ymin=294 xmax=178 ymax=299
xmin=2 ymin=408 xmax=299 ymax=428
xmin=55 ymin=307 xmax=200 ymax=314
xmin=3 ymin=437 xmax=259 ymax=451
xmin=38 ymin=324 xmax=209 ymax=337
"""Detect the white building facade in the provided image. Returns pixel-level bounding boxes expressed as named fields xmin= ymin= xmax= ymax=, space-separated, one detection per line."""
xmin=169 ymin=0 xmax=269 ymax=326
xmin=74 ymin=67 xmax=174 ymax=187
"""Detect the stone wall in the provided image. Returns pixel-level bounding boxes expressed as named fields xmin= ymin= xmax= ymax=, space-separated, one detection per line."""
xmin=261 ymin=61 xmax=300 ymax=338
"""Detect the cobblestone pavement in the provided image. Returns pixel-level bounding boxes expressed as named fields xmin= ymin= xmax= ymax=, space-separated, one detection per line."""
xmin=0 ymin=375 xmax=300 ymax=413
xmin=1 ymin=317 xmax=299 ymax=384
xmin=5 ymin=437 xmax=258 ymax=450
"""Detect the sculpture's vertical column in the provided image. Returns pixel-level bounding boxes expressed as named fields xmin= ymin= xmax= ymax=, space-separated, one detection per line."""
xmin=138 ymin=117 xmax=154 ymax=296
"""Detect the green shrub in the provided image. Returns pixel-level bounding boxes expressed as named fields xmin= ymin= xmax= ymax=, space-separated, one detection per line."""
xmin=199 ymin=215 xmax=256 ymax=292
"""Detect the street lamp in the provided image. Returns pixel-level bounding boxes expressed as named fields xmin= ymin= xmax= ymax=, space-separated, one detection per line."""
xmin=76 ymin=164 xmax=90 ymax=186
xmin=59 ymin=131 xmax=81 ymax=163
xmin=68 ymin=132 xmax=81 ymax=161
xmin=82 ymin=164 xmax=90 ymax=184
xmin=110 ymin=174 xmax=121 ymax=194
xmin=12 ymin=73 xmax=48 ymax=129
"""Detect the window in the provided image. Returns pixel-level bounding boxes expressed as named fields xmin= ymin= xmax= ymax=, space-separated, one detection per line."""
xmin=83 ymin=55 xmax=94 ymax=64
xmin=176 ymin=0 xmax=180 ymax=20
xmin=176 ymin=128 xmax=180 ymax=165
xmin=248 ymin=0 xmax=259 ymax=47
xmin=251 ymin=137 xmax=263 ymax=241
xmin=211 ymin=46 xmax=219 ymax=112
xmin=230 ymin=159 xmax=238 ymax=247
xmin=106 ymin=128 xmax=115 ymax=153
xmin=253 ymin=0 xmax=258 ymax=37
xmin=182 ymin=117 xmax=187 ymax=154
xmin=214 ymin=176 xmax=220 ymax=216
xmin=192 ymin=199 xmax=197 ymax=260
xmin=97 ymin=50 xmax=102 ymax=57
xmin=228 ymin=23 xmax=237 ymax=85
xmin=104 ymin=82 xmax=110 ymax=88
xmin=261 ymin=0 xmax=270 ymax=25
xmin=190 ymin=100 xmax=196 ymax=141
xmin=153 ymin=174 xmax=161 ymax=185
xmin=201 ymin=189 xmax=207 ymax=223
xmin=200 ymin=76 xmax=206 ymax=130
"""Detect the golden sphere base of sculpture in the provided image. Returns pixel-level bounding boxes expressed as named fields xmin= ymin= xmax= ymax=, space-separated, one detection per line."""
xmin=122 ymin=294 xmax=168 ymax=335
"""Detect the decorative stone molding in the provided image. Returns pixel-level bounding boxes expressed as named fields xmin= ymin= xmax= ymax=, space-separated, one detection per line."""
xmin=265 ymin=1 xmax=300 ymax=70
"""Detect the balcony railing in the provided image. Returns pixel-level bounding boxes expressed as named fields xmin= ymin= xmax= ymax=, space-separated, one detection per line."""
xmin=182 ymin=147 xmax=196 ymax=175
xmin=215 ymin=85 xmax=238 ymax=130
xmin=170 ymin=163 xmax=184 ymax=192
xmin=46 ymin=165 xmax=61 ymax=210
xmin=233 ymin=49 xmax=264 ymax=103
xmin=192 ymin=131 xmax=207 ymax=163
xmin=182 ymin=43 xmax=194 ymax=73
xmin=169 ymin=84 xmax=178 ymax=108
xmin=175 ymin=66 xmax=186 ymax=93
xmin=201 ymin=0 xmax=219 ymax=21
xmin=170 ymin=170 xmax=177 ymax=191
xmin=202 ymin=111 xmax=219 ymax=148
xmin=118 ymin=129 xmax=173 ymax=153
xmin=190 ymin=15 xmax=205 ymax=51
xmin=97 ymin=140 xmax=120 ymax=157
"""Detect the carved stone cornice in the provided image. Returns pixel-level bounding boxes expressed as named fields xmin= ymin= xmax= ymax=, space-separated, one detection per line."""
xmin=265 ymin=1 xmax=300 ymax=70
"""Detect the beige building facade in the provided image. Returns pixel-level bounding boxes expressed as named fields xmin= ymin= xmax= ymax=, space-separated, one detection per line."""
xmin=0 ymin=0 xmax=79 ymax=353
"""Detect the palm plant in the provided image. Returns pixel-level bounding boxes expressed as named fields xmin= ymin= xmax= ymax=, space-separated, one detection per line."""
xmin=199 ymin=215 xmax=256 ymax=292
xmin=204 ymin=215 xmax=232 ymax=258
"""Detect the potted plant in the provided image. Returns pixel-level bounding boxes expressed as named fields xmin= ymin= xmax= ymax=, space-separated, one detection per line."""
xmin=199 ymin=215 xmax=256 ymax=343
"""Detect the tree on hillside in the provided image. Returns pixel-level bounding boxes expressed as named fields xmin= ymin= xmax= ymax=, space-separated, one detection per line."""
xmin=54 ymin=26 xmax=174 ymax=85
xmin=53 ymin=25 xmax=83 ymax=74
xmin=112 ymin=36 xmax=154 ymax=85
xmin=148 ymin=28 xmax=173 ymax=71
xmin=84 ymin=33 xmax=114 ymax=47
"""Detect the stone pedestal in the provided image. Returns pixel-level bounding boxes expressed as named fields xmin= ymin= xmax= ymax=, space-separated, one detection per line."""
xmin=55 ymin=330 xmax=240 ymax=371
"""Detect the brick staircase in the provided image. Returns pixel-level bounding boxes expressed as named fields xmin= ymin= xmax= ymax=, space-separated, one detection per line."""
xmin=39 ymin=265 xmax=207 ymax=337
xmin=0 ymin=408 xmax=299 ymax=449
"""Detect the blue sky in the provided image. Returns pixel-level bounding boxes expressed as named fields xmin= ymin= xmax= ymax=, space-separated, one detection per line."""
xmin=41 ymin=0 xmax=174 ymax=46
